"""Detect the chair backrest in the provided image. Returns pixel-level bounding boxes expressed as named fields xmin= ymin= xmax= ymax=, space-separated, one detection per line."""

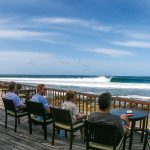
xmin=26 ymin=100 xmax=45 ymax=115
xmin=51 ymin=107 xmax=72 ymax=125
xmin=2 ymin=98 xmax=16 ymax=112
xmin=85 ymin=121 xmax=123 ymax=146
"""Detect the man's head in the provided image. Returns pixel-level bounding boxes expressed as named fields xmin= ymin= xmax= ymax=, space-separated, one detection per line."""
xmin=66 ymin=90 xmax=76 ymax=102
xmin=37 ymin=84 xmax=46 ymax=96
xmin=8 ymin=81 xmax=17 ymax=92
xmin=98 ymin=92 xmax=112 ymax=111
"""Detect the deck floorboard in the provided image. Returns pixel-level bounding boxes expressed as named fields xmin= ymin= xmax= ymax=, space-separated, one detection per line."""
xmin=0 ymin=106 xmax=148 ymax=150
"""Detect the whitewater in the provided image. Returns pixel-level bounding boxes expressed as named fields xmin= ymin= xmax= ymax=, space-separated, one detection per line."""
xmin=0 ymin=76 xmax=150 ymax=89
xmin=0 ymin=76 xmax=150 ymax=101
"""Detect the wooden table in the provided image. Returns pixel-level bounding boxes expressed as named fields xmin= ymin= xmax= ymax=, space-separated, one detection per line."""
xmin=111 ymin=108 xmax=148 ymax=150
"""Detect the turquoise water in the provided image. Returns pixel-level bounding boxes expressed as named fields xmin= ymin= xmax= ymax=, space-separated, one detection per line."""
xmin=0 ymin=75 xmax=150 ymax=101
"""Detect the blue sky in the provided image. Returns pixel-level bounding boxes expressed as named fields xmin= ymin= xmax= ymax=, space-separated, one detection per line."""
xmin=0 ymin=0 xmax=150 ymax=76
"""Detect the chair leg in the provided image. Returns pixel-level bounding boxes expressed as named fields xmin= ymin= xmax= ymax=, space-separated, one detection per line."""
xmin=70 ymin=132 xmax=73 ymax=150
xmin=15 ymin=117 xmax=17 ymax=132
xmin=57 ymin=128 xmax=60 ymax=134
xmin=42 ymin=124 xmax=44 ymax=129
xmin=123 ymin=137 xmax=126 ymax=150
xmin=44 ymin=124 xmax=47 ymax=140
xmin=65 ymin=130 xmax=67 ymax=138
xmin=52 ymin=125 xmax=55 ymax=145
xmin=5 ymin=113 xmax=7 ymax=128
xmin=141 ymin=119 xmax=146 ymax=143
xmin=143 ymin=132 xmax=148 ymax=150
xmin=86 ymin=143 xmax=89 ymax=150
xmin=29 ymin=120 xmax=32 ymax=134
xmin=18 ymin=117 xmax=20 ymax=124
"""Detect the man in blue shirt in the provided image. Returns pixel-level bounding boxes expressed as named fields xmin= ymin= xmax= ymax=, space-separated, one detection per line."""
xmin=4 ymin=81 xmax=26 ymax=110
xmin=31 ymin=84 xmax=50 ymax=120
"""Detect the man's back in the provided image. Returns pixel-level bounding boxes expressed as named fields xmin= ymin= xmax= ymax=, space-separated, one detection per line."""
xmin=88 ymin=112 xmax=124 ymax=139
xmin=32 ymin=94 xmax=49 ymax=109
xmin=4 ymin=92 xmax=22 ymax=110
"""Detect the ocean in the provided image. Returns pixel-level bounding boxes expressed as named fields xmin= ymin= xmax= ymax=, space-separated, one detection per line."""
xmin=0 ymin=75 xmax=150 ymax=101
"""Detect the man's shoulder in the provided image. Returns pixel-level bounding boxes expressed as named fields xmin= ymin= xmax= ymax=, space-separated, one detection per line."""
xmin=88 ymin=112 xmax=100 ymax=121
xmin=32 ymin=94 xmax=47 ymax=103
xmin=32 ymin=94 xmax=43 ymax=99
xmin=89 ymin=112 xmax=99 ymax=116
xmin=88 ymin=112 xmax=121 ymax=122
xmin=4 ymin=92 xmax=19 ymax=99
xmin=110 ymin=113 xmax=121 ymax=120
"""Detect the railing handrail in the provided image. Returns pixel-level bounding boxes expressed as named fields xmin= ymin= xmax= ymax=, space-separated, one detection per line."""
xmin=0 ymin=81 xmax=150 ymax=106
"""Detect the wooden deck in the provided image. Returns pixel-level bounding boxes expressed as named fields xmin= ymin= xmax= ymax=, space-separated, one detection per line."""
xmin=0 ymin=107 xmax=86 ymax=150
xmin=0 ymin=108 xmax=147 ymax=150
xmin=0 ymin=99 xmax=148 ymax=150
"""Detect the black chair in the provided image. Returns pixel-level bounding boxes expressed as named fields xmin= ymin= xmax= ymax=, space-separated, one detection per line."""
xmin=51 ymin=107 xmax=85 ymax=150
xmin=26 ymin=100 xmax=53 ymax=140
xmin=143 ymin=129 xmax=150 ymax=150
xmin=2 ymin=98 xmax=28 ymax=132
xmin=85 ymin=121 xmax=126 ymax=150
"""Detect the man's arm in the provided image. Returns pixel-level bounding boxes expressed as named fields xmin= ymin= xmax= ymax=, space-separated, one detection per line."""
xmin=17 ymin=104 xmax=26 ymax=110
xmin=45 ymin=107 xmax=50 ymax=113
xmin=121 ymin=114 xmax=129 ymax=127
xmin=15 ymin=95 xmax=26 ymax=110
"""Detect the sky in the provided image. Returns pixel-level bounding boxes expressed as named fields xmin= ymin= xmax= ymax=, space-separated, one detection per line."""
xmin=0 ymin=0 xmax=150 ymax=76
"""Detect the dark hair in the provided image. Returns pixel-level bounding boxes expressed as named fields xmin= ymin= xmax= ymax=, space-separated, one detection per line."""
xmin=98 ymin=92 xmax=112 ymax=110
xmin=66 ymin=90 xmax=76 ymax=101
xmin=8 ymin=81 xmax=17 ymax=91
xmin=37 ymin=84 xmax=45 ymax=92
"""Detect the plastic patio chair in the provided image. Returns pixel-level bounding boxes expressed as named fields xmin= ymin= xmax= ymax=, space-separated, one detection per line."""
xmin=85 ymin=120 xmax=126 ymax=150
xmin=51 ymin=107 xmax=85 ymax=150
xmin=2 ymin=98 xmax=28 ymax=132
xmin=26 ymin=100 xmax=53 ymax=140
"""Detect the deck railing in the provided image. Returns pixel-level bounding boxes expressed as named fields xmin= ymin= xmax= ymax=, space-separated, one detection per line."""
xmin=47 ymin=88 xmax=150 ymax=113
xmin=1 ymin=81 xmax=150 ymax=111
xmin=1 ymin=81 xmax=150 ymax=128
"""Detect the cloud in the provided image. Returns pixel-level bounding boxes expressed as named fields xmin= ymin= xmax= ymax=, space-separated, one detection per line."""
xmin=0 ymin=17 xmax=14 ymax=24
xmin=112 ymin=40 xmax=150 ymax=48
xmin=0 ymin=29 xmax=61 ymax=43
xmin=33 ymin=17 xmax=112 ymax=32
xmin=0 ymin=50 xmax=94 ymax=74
xmin=0 ymin=16 xmax=112 ymax=45
xmin=0 ymin=50 xmax=57 ymax=65
xmin=113 ymin=28 xmax=150 ymax=43
xmin=91 ymin=24 xmax=112 ymax=32
xmin=0 ymin=16 xmax=28 ymax=29
xmin=0 ymin=29 xmax=45 ymax=38
xmin=126 ymin=32 xmax=150 ymax=40
xmin=117 ymin=29 xmax=150 ymax=40
xmin=91 ymin=48 xmax=133 ymax=57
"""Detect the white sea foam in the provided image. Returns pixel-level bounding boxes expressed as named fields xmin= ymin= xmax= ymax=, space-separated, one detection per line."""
xmin=0 ymin=76 xmax=150 ymax=90
xmin=118 ymin=95 xmax=150 ymax=101
xmin=1 ymin=76 xmax=150 ymax=101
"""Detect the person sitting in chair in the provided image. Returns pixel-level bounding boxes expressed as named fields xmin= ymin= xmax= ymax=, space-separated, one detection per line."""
xmin=3 ymin=81 xmax=26 ymax=110
xmin=61 ymin=90 xmax=88 ymax=138
xmin=31 ymin=84 xmax=51 ymax=120
xmin=88 ymin=92 xmax=130 ymax=137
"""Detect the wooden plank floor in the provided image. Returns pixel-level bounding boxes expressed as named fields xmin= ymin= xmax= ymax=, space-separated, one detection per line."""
xmin=0 ymin=104 xmax=148 ymax=149
xmin=0 ymin=108 xmax=147 ymax=150
xmin=0 ymin=107 xmax=86 ymax=150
